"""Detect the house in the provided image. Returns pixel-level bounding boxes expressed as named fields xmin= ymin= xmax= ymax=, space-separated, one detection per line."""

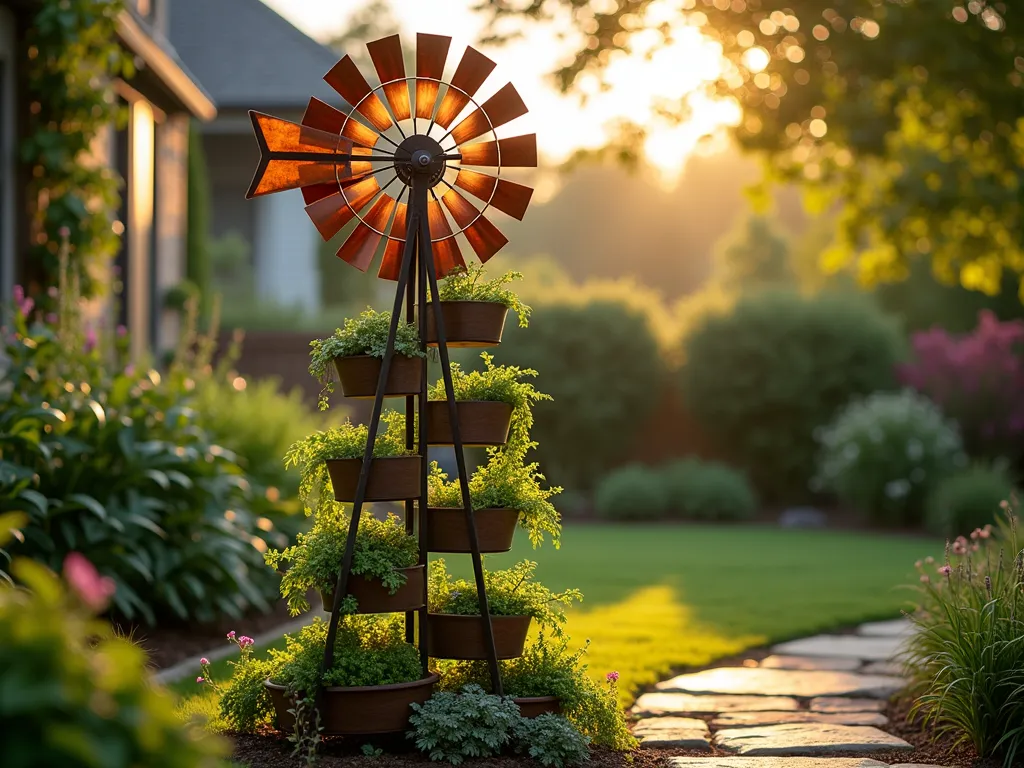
xmin=0 ymin=0 xmax=215 ymax=358
xmin=169 ymin=0 xmax=342 ymax=314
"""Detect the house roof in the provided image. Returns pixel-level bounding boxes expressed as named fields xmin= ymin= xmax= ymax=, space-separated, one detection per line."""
xmin=169 ymin=0 xmax=342 ymax=111
xmin=117 ymin=10 xmax=217 ymax=121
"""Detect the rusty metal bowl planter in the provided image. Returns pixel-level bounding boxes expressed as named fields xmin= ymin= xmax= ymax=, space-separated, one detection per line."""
xmin=327 ymin=456 xmax=421 ymax=502
xmin=426 ymin=613 xmax=532 ymax=659
xmin=425 ymin=507 xmax=518 ymax=553
xmin=425 ymin=400 xmax=513 ymax=445
xmin=514 ymin=696 xmax=562 ymax=719
xmin=265 ymin=674 xmax=439 ymax=735
xmin=333 ymin=354 xmax=423 ymax=398
xmin=423 ymin=301 xmax=509 ymax=347
xmin=319 ymin=564 xmax=426 ymax=614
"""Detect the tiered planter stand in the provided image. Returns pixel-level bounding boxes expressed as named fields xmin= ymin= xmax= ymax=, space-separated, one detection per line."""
xmin=244 ymin=31 xmax=544 ymax=736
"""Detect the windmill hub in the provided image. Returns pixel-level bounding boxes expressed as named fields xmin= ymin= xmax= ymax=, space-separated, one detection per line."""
xmin=394 ymin=134 xmax=446 ymax=187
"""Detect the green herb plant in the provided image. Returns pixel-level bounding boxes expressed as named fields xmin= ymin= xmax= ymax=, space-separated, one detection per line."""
xmin=513 ymin=713 xmax=591 ymax=768
xmin=285 ymin=410 xmax=413 ymax=515
xmin=428 ymin=559 xmax=580 ymax=632
xmin=434 ymin=265 xmax=532 ymax=327
xmin=407 ymin=684 xmax=522 ymax=764
xmin=309 ymin=308 xmax=424 ymax=409
xmin=265 ymin=507 xmax=418 ymax=616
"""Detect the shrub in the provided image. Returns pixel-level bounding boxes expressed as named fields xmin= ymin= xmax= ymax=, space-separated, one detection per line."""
xmin=1 ymin=284 xmax=280 ymax=625
xmin=428 ymin=559 xmax=581 ymax=632
xmin=0 ymin=519 xmax=228 ymax=767
xmin=658 ymin=458 xmax=757 ymax=521
xmin=309 ymin=308 xmax=424 ymax=409
xmin=408 ymin=685 xmax=522 ymax=764
xmin=494 ymin=299 xmax=663 ymax=490
xmin=904 ymin=507 xmax=1024 ymax=765
xmin=925 ymin=463 xmax=1018 ymax=537
xmin=513 ymin=714 xmax=591 ymax=768
xmin=814 ymin=390 xmax=966 ymax=527
xmin=435 ymin=265 xmax=532 ymax=327
xmin=899 ymin=310 xmax=1024 ymax=465
xmin=678 ymin=290 xmax=905 ymax=502
xmin=265 ymin=507 xmax=419 ymax=615
xmin=593 ymin=464 xmax=669 ymax=520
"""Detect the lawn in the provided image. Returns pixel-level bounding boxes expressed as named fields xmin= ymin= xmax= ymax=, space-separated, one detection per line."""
xmin=173 ymin=522 xmax=937 ymax=716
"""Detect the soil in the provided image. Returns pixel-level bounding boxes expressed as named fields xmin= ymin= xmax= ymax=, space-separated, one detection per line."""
xmin=118 ymin=596 xmax=301 ymax=671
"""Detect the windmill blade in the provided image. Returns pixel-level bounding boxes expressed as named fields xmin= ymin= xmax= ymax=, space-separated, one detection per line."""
xmin=433 ymin=47 xmax=496 ymax=129
xmin=378 ymin=202 xmax=408 ymax=280
xmin=449 ymin=83 xmax=528 ymax=145
xmin=441 ymin=188 xmax=508 ymax=263
xmin=427 ymin=198 xmax=465 ymax=277
xmin=336 ymin=194 xmax=397 ymax=271
xmin=324 ymin=56 xmax=394 ymax=132
xmin=246 ymin=111 xmax=356 ymax=198
xmin=454 ymin=169 xmax=534 ymax=221
xmin=458 ymin=134 xmax=537 ymax=168
xmin=302 ymin=97 xmax=379 ymax=149
xmin=367 ymin=34 xmax=411 ymax=121
xmin=305 ymin=175 xmax=382 ymax=241
xmin=415 ymin=33 xmax=451 ymax=120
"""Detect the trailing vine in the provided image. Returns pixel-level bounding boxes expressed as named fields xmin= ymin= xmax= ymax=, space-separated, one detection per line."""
xmin=23 ymin=0 xmax=133 ymax=298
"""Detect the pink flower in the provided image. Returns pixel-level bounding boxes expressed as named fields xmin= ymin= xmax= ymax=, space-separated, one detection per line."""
xmin=58 ymin=226 xmax=71 ymax=239
xmin=19 ymin=297 xmax=34 ymax=317
xmin=116 ymin=324 xmax=127 ymax=337
xmin=971 ymin=529 xmax=981 ymax=540
xmin=47 ymin=286 xmax=58 ymax=299
xmin=920 ymin=575 xmax=930 ymax=583
xmin=63 ymin=553 xmax=116 ymax=611
xmin=952 ymin=537 xmax=968 ymax=555
xmin=226 ymin=631 xmax=236 ymax=640
xmin=45 ymin=313 xmax=57 ymax=325
xmin=123 ymin=364 xmax=135 ymax=376
xmin=938 ymin=565 xmax=952 ymax=576
xmin=200 ymin=657 xmax=210 ymax=666
xmin=981 ymin=525 xmax=993 ymax=539
xmin=238 ymin=636 xmax=255 ymax=649
xmin=606 ymin=671 xmax=619 ymax=683
xmin=12 ymin=284 xmax=24 ymax=303
xmin=84 ymin=327 xmax=97 ymax=353
xmin=197 ymin=676 xmax=205 ymax=684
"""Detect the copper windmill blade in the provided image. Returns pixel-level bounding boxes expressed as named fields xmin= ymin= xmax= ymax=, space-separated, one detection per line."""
xmin=441 ymin=188 xmax=508 ymax=263
xmin=367 ymin=34 xmax=411 ymax=121
xmin=449 ymin=83 xmax=528 ymax=145
xmin=336 ymin=194 xmax=398 ymax=272
xmin=415 ymin=33 xmax=451 ymax=120
xmin=300 ymin=98 xmax=378 ymax=205
xmin=378 ymin=202 xmax=408 ymax=280
xmin=427 ymin=198 xmax=466 ymax=277
xmin=454 ymin=169 xmax=534 ymax=221
xmin=458 ymin=134 xmax=538 ymax=168
xmin=325 ymin=56 xmax=394 ymax=133
xmin=305 ymin=175 xmax=382 ymax=241
xmin=246 ymin=111 xmax=355 ymax=198
xmin=433 ymin=47 xmax=496 ymax=129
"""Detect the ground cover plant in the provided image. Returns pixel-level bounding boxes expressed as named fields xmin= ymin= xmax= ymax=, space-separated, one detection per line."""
xmin=905 ymin=504 xmax=1024 ymax=765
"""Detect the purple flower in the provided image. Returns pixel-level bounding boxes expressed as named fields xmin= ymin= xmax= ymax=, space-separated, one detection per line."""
xmin=938 ymin=565 xmax=952 ymax=576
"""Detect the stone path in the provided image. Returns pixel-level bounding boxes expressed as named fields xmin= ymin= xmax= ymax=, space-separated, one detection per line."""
xmin=632 ymin=619 xmax=929 ymax=765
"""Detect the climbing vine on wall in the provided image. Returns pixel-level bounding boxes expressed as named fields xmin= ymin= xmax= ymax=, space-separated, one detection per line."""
xmin=22 ymin=0 xmax=132 ymax=297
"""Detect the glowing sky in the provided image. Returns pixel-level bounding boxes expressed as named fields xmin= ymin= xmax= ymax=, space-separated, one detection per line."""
xmin=261 ymin=0 xmax=740 ymax=186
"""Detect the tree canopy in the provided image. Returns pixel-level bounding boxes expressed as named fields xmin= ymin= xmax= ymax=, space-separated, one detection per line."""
xmin=477 ymin=1 xmax=1024 ymax=298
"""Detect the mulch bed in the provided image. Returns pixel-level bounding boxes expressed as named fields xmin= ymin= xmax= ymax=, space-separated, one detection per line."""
xmin=118 ymin=597 xmax=300 ymax=671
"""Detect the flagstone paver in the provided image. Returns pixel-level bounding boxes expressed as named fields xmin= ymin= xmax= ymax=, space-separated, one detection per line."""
xmin=634 ymin=692 xmax=800 ymax=716
xmin=809 ymin=698 xmax=886 ymax=713
xmin=711 ymin=711 xmax=888 ymax=729
xmin=634 ymin=717 xmax=712 ymax=749
xmin=714 ymin=724 xmax=913 ymax=756
xmin=857 ymin=619 xmax=912 ymax=637
xmin=861 ymin=661 xmax=904 ymax=677
xmin=655 ymin=668 xmax=903 ymax=699
xmin=759 ymin=655 xmax=863 ymax=672
xmin=668 ymin=759 xmax=889 ymax=768
xmin=772 ymin=635 xmax=904 ymax=662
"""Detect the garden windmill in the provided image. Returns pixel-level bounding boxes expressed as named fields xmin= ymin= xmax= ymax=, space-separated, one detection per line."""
xmin=245 ymin=32 xmax=537 ymax=700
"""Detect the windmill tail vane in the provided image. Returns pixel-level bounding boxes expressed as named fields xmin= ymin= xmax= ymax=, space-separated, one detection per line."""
xmin=245 ymin=32 xmax=537 ymax=280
